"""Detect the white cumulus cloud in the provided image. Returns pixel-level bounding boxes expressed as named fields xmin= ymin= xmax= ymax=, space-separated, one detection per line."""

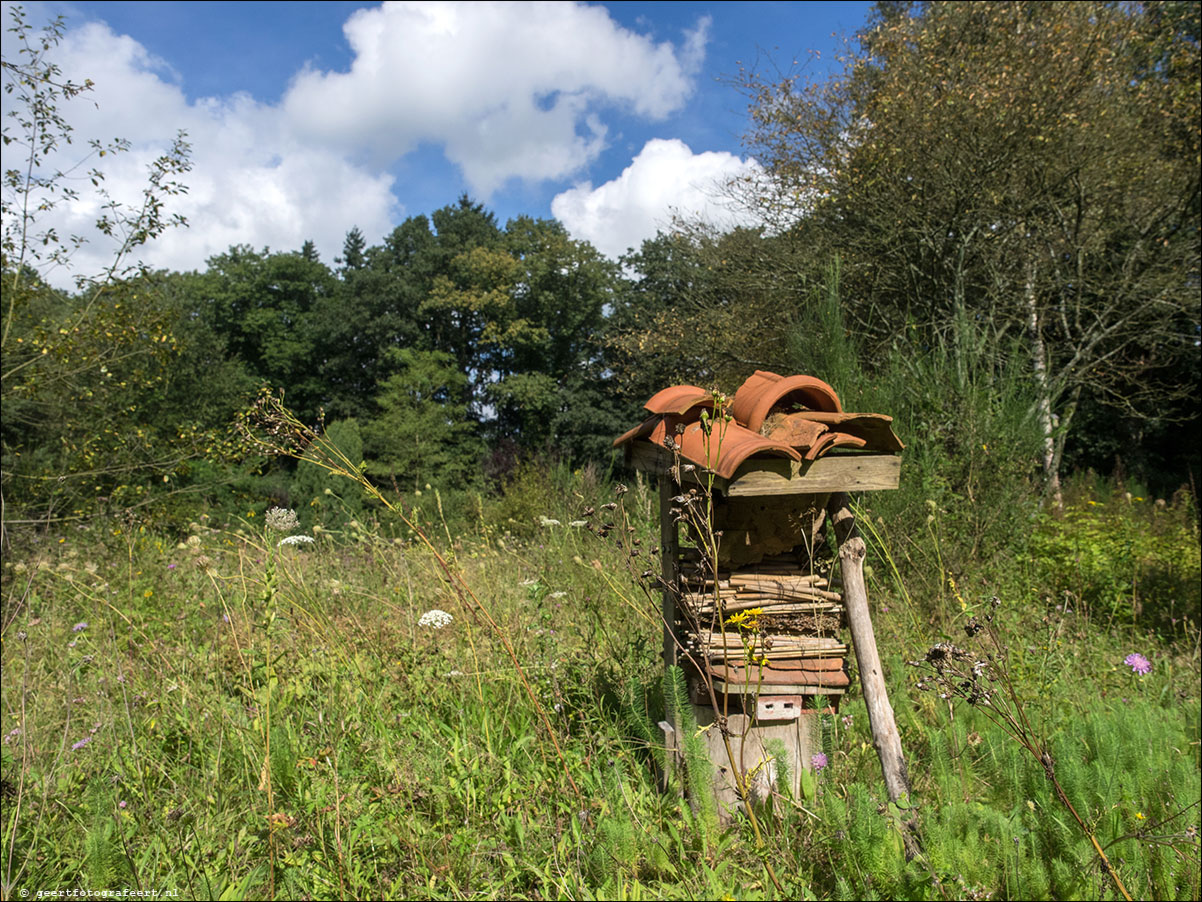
xmin=551 ymin=138 xmax=763 ymax=260
xmin=3 ymin=18 xmax=398 ymax=284
xmin=2 ymin=2 xmax=710 ymax=285
xmin=284 ymin=2 xmax=709 ymax=193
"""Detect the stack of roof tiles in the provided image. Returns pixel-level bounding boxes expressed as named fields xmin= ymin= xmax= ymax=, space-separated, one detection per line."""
xmin=613 ymin=370 xmax=903 ymax=479
xmin=615 ymin=371 xmax=904 ymax=709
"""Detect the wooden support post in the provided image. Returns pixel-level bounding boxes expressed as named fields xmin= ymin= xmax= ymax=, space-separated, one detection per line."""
xmin=659 ymin=479 xmax=680 ymax=669
xmin=658 ymin=480 xmax=687 ymax=800
xmin=827 ymin=492 xmax=912 ymax=805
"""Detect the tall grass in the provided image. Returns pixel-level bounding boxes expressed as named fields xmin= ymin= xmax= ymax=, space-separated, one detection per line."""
xmin=2 ymin=372 xmax=1199 ymax=899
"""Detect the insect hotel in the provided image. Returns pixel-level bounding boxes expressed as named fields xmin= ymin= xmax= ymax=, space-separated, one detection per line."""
xmin=615 ymin=370 xmax=912 ymax=818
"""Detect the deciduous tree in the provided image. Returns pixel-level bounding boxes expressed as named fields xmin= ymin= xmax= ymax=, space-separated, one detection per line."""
xmin=737 ymin=0 xmax=1201 ymax=501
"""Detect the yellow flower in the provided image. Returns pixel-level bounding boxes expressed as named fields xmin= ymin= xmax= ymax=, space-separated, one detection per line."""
xmin=726 ymin=607 xmax=763 ymax=630
xmin=1135 ymin=811 xmax=1145 ymax=820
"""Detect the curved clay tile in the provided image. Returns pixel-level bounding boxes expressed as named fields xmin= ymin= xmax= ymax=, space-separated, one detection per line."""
xmin=803 ymin=431 xmax=867 ymax=461
xmin=643 ymin=384 xmax=715 ymax=416
xmin=613 ymin=411 xmax=707 ymax=449
xmin=730 ymin=371 xmax=842 ymax=432
xmin=677 ymin=419 xmax=800 ymax=479
xmin=613 ymin=415 xmax=658 ymax=448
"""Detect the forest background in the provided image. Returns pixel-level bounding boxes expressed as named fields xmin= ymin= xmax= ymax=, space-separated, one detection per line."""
xmin=2 ymin=1 xmax=1198 ymax=529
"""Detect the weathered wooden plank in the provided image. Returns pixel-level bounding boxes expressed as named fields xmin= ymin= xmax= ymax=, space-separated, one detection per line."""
xmin=726 ymin=454 xmax=900 ymax=496
xmin=628 ymin=439 xmax=900 ymax=495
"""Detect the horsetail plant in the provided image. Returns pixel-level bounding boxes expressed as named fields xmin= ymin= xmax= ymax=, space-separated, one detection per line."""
xmin=909 ymin=597 xmax=1135 ymax=901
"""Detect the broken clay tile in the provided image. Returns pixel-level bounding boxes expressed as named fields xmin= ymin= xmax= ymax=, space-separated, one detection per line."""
xmin=803 ymin=431 xmax=867 ymax=461
xmin=677 ymin=419 xmax=800 ymax=480
xmin=643 ymin=384 xmax=715 ymax=416
xmin=707 ymin=661 xmax=850 ymax=689
xmin=730 ymin=370 xmax=842 ymax=432
xmin=787 ymin=411 xmax=905 ymax=452
xmin=763 ymin=413 xmax=829 ymax=450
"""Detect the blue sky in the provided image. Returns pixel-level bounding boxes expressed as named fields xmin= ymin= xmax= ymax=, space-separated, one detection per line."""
xmin=3 ymin=1 xmax=873 ymax=282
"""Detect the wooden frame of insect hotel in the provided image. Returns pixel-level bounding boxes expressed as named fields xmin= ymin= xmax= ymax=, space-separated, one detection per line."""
xmin=614 ymin=371 xmax=913 ymax=819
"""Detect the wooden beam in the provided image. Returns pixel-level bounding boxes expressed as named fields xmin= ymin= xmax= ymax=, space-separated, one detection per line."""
xmin=627 ymin=440 xmax=899 ymax=496
xmin=727 ymin=455 xmax=900 ymax=496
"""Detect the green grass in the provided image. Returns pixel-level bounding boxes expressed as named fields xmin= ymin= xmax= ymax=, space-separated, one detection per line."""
xmin=2 ymin=480 xmax=1199 ymax=900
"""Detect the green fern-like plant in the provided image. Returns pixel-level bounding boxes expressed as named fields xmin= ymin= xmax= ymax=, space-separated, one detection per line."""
xmin=617 ymin=672 xmax=664 ymax=777
xmin=82 ymin=785 xmax=124 ymax=890
xmin=663 ymin=665 xmax=719 ymax=842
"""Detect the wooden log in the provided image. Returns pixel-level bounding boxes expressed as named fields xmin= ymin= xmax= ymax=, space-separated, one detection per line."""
xmin=827 ymin=493 xmax=912 ymax=808
xmin=690 ymin=709 xmax=817 ymax=821
xmin=729 ymin=574 xmax=828 ymax=588
xmin=692 ymin=601 xmax=842 ymax=616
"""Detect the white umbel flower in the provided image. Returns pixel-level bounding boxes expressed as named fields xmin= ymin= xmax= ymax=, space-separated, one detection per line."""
xmin=418 ymin=609 xmax=453 ymax=629
xmin=265 ymin=507 xmax=300 ymax=532
xmin=278 ymin=535 xmax=315 ymax=547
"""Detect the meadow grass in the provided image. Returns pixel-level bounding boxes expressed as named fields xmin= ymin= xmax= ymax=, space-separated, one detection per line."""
xmin=2 ymin=477 xmax=1199 ymax=900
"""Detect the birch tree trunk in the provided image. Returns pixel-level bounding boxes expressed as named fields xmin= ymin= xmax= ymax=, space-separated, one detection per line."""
xmin=1026 ymin=257 xmax=1063 ymax=509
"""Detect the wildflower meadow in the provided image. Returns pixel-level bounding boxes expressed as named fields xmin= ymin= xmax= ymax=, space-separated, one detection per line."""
xmin=2 ymin=467 xmax=1198 ymax=900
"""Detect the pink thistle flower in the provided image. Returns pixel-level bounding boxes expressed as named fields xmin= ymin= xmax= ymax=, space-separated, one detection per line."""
xmin=1124 ymin=653 xmax=1151 ymax=675
xmin=811 ymin=752 xmax=829 ymax=770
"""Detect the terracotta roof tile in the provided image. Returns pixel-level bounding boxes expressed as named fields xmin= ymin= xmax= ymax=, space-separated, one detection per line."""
xmin=612 ymin=411 xmax=703 ymax=449
xmin=762 ymin=414 xmax=828 ymax=451
xmin=708 ymin=660 xmax=850 ymax=689
xmin=615 ymin=373 xmax=901 ymax=475
xmin=643 ymin=384 xmax=715 ymax=416
xmin=676 ymin=420 xmax=800 ymax=480
xmin=730 ymin=371 xmax=843 ymax=432
xmin=783 ymin=411 xmax=905 ymax=452
xmin=803 ymin=431 xmax=868 ymax=461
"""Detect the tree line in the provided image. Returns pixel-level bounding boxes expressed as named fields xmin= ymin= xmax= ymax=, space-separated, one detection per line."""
xmin=2 ymin=0 xmax=1197 ymax=528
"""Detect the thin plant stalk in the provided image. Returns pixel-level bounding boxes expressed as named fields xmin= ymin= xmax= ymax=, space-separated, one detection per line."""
xmin=911 ymin=603 xmax=1133 ymax=901
xmin=240 ymin=390 xmax=583 ymax=804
